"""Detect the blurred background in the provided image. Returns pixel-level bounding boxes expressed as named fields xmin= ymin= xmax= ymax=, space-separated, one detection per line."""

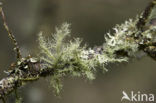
xmin=0 ymin=0 xmax=156 ymax=103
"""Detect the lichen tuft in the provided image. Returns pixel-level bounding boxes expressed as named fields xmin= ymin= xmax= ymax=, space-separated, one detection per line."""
xmin=38 ymin=20 xmax=140 ymax=95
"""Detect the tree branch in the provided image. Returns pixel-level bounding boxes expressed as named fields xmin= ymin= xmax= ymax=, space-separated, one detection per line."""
xmin=0 ymin=0 xmax=156 ymax=102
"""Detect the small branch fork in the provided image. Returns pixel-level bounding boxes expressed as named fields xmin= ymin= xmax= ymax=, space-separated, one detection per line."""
xmin=0 ymin=0 xmax=156 ymax=103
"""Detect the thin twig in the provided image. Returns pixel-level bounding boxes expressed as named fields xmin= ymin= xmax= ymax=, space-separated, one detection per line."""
xmin=0 ymin=7 xmax=22 ymax=59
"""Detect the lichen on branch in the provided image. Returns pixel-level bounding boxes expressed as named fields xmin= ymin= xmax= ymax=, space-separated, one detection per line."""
xmin=38 ymin=19 xmax=139 ymax=94
xmin=1 ymin=0 xmax=156 ymax=103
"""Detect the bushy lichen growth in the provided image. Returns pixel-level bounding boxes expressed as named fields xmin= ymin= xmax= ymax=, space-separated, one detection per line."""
xmin=104 ymin=19 xmax=139 ymax=59
xmin=1 ymin=1 xmax=156 ymax=102
xmin=38 ymin=23 xmax=96 ymax=95
xmin=38 ymin=20 xmax=140 ymax=95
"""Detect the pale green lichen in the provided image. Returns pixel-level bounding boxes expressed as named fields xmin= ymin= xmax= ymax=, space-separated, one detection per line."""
xmin=104 ymin=19 xmax=139 ymax=58
xmin=142 ymin=27 xmax=156 ymax=41
xmin=39 ymin=23 xmax=95 ymax=95
xmin=38 ymin=20 xmax=140 ymax=95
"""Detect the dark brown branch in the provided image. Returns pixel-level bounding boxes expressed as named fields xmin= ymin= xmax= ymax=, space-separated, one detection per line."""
xmin=0 ymin=48 xmax=103 ymax=99
xmin=0 ymin=38 xmax=155 ymax=100
xmin=136 ymin=0 xmax=156 ymax=60
xmin=137 ymin=0 xmax=156 ymax=31
xmin=0 ymin=57 xmax=48 ymax=99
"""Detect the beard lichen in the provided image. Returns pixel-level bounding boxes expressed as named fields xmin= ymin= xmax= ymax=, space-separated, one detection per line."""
xmin=38 ymin=23 xmax=95 ymax=95
xmin=1 ymin=0 xmax=156 ymax=102
xmin=38 ymin=19 xmax=140 ymax=95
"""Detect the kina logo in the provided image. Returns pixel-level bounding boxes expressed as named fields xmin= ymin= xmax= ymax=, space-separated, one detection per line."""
xmin=121 ymin=91 xmax=155 ymax=102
